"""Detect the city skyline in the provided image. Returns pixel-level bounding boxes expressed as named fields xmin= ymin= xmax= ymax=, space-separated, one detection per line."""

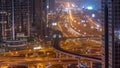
xmin=0 ymin=0 xmax=119 ymax=68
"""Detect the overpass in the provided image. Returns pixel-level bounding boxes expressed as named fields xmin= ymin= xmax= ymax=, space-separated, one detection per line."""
xmin=53 ymin=37 xmax=102 ymax=62
xmin=59 ymin=36 xmax=101 ymax=40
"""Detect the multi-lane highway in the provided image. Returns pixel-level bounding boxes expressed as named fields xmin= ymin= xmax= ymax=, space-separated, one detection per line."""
xmin=52 ymin=2 xmax=103 ymax=63
xmin=0 ymin=1 xmax=103 ymax=68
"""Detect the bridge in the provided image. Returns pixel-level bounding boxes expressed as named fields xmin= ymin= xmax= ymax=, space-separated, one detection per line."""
xmin=53 ymin=37 xmax=102 ymax=62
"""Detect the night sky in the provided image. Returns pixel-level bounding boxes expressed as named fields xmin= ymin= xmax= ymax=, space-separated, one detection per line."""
xmin=78 ymin=0 xmax=101 ymax=10
xmin=56 ymin=0 xmax=101 ymax=10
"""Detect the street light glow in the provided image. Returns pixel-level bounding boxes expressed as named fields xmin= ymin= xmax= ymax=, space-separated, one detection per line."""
xmin=92 ymin=14 xmax=95 ymax=17
xmin=81 ymin=20 xmax=86 ymax=23
xmin=87 ymin=6 xmax=93 ymax=10
xmin=72 ymin=4 xmax=75 ymax=7
xmin=52 ymin=22 xmax=57 ymax=26
xmin=34 ymin=46 xmax=42 ymax=50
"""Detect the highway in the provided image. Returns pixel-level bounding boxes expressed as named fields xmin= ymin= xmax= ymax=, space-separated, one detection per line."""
xmin=0 ymin=57 xmax=78 ymax=66
xmin=0 ymin=1 xmax=103 ymax=67
xmin=51 ymin=2 xmax=103 ymax=63
xmin=53 ymin=37 xmax=102 ymax=62
xmin=0 ymin=47 xmax=80 ymax=66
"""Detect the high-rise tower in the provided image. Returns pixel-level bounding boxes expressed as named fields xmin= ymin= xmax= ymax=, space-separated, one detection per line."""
xmin=34 ymin=0 xmax=48 ymax=39
xmin=0 ymin=0 xmax=34 ymax=41
xmin=102 ymin=0 xmax=120 ymax=68
xmin=48 ymin=0 xmax=55 ymax=12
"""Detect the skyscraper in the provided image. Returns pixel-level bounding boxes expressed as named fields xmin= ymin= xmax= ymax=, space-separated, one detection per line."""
xmin=0 ymin=0 xmax=11 ymax=41
xmin=0 ymin=0 xmax=2 ymax=41
xmin=34 ymin=0 xmax=48 ymax=39
xmin=0 ymin=0 xmax=34 ymax=41
xmin=0 ymin=24 xmax=1 ymax=42
xmin=102 ymin=0 xmax=120 ymax=68
xmin=48 ymin=0 xmax=55 ymax=12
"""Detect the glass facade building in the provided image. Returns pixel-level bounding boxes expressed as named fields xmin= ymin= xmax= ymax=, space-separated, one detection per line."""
xmin=34 ymin=0 xmax=48 ymax=39
xmin=0 ymin=23 xmax=2 ymax=42
xmin=0 ymin=0 xmax=51 ymax=41
xmin=102 ymin=0 xmax=120 ymax=68
xmin=48 ymin=0 xmax=55 ymax=12
xmin=0 ymin=0 xmax=34 ymax=41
